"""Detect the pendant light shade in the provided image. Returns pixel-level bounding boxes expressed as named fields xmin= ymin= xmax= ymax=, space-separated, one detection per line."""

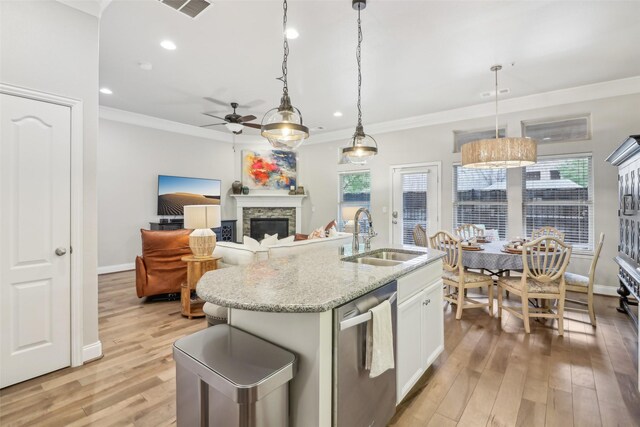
xmin=261 ymin=0 xmax=309 ymax=150
xmin=342 ymin=0 xmax=378 ymax=163
xmin=462 ymin=65 xmax=537 ymax=169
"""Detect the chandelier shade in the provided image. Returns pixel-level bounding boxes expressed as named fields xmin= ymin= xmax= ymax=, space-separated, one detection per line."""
xmin=461 ymin=137 xmax=537 ymax=169
xmin=462 ymin=65 xmax=537 ymax=169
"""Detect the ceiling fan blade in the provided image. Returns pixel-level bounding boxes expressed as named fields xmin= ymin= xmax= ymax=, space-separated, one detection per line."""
xmin=238 ymin=115 xmax=257 ymax=122
xmin=242 ymin=123 xmax=262 ymax=130
xmin=203 ymin=97 xmax=230 ymax=107
xmin=241 ymin=99 xmax=266 ymax=109
xmin=202 ymin=112 xmax=228 ymax=121
xmin=200 ymin=123 xmax=227 ymax=128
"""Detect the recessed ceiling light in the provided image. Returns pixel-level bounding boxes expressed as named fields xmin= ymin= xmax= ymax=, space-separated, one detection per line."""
xmin=160 ymin=40 xmax=177 ymax=50
xmin=285 ymin=28 xmax=299 ymax=39
xmin=333 ymin=111 xmax=343 ymax=117
xmin=99 ymin=87 xmax=113 ymax=95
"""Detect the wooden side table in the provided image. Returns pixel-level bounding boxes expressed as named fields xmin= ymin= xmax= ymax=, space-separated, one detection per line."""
xmin=181 ymin=255 xmax=221 ymax=319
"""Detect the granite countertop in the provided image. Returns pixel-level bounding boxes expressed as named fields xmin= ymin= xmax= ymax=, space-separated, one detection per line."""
xmin=196 ymin=245 xmax=445 ymax=313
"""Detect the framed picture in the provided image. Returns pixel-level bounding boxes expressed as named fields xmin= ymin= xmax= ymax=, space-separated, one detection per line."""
xmin=242 ymin=150 xmax=297 ymax=190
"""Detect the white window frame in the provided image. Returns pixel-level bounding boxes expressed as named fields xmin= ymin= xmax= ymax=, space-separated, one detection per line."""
xmin=452 ymin=163 xmax=509 ymax=239
xmin=522 ymin=153 xmax=594 ymax=254
xmin=337 ymin=170 xmax=371 ymax=232
xmin=521 ymin=114 xmax=592 ymax=143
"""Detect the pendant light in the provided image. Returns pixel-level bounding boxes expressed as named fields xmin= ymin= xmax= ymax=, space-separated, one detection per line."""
xmin=261 ymin=0 xmax=309 ymax=150
xmin=341 ymin=0 xmax=378 ymax=163
xmin=461 ymin=65 xmax=537 ymax=169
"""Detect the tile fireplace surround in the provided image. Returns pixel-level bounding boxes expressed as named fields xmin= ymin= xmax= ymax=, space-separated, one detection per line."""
xmin=231 ymin=194 xmax=306 ymax=240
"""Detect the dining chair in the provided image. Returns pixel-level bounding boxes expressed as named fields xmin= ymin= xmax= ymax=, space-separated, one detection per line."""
xmin=530 ymin=226 xmax=565 ymax=241
xmin=455 ymin=224 xmax=485 ymax=241
xmin=412 ymin=224 xmax=428 ymax=247
xmin=497 ymin=236 xmax=572 ymax=335
xmin=430 ymin=230 xmax=493 ymax=319
xmin=564 ymin=233 xmax=604 ymax=326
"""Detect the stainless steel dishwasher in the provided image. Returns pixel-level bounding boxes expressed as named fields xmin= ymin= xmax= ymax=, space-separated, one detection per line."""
xmin=333 ymin=280 xmax=397 ymax=427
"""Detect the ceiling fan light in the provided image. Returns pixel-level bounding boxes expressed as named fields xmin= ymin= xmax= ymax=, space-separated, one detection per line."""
xmin=225 ymin=122 xmax=244 ymax=133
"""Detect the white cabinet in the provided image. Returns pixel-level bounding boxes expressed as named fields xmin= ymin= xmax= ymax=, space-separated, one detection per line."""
xmin=396 ymin=264 xmax=444 ymax=404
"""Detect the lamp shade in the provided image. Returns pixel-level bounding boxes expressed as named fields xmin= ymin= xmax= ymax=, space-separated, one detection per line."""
xmin=184 ymin=205 xmax=221 ymax=229
xmin=341 ymin=206 xmax=362 ymax=222
xmin=461 ymin=137 xmax=537 ymax=169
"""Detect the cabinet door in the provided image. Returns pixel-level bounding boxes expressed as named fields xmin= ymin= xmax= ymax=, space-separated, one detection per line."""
xmin=396 ymin=291 xmax=425 ymax=403
xmin=422 ymin=281 xmax=444 ymax=369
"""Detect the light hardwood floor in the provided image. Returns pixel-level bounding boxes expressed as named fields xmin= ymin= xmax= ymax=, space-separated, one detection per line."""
xmin=1 ymin=271 xmax=638 ymax=426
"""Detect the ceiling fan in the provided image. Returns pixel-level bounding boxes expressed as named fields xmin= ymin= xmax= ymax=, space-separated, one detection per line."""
xmin=200 ymin=101 xmax=262 ymax=135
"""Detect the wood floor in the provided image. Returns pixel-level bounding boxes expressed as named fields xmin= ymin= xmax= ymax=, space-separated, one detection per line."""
xmin=1 ymin=270 xmax=638 ymax=426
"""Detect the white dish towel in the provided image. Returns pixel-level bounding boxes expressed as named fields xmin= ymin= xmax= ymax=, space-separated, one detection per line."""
xmin=365 ymin=299 xmax=395 ymax=378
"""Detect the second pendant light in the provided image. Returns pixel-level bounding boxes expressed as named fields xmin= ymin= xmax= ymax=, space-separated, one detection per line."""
xmin=342 ymin=0 xmax=378 ymax=164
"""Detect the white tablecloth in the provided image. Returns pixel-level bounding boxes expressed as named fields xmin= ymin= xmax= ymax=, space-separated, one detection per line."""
xmin=461 ymin=240 xmax=523 ymax=271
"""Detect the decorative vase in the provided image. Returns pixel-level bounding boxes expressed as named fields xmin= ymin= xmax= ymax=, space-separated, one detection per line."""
xmin=231 ymin=180 xmax=243 ymax=195
xmin=295 ymin=186 xmax=305 ymax=195
xmin=242 ymin=186 xmax=249 ymax=195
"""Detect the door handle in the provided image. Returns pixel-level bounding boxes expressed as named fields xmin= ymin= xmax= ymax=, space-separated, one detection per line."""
xmin=392 ymin=211 xmax=398 ymax=219
xmin=55 ymin=247 xmax=67 ymax=256
xmin=392 ymin=220 xmax=398 ymax=224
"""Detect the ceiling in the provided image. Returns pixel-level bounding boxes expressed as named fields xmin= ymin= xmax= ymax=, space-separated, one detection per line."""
xmin=99 ymin=0 xmax=640 ymax=141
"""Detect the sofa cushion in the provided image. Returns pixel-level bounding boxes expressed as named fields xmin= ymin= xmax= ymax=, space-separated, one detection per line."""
xmin=243 ymin=235 xmax=261 ymax=250
xmin=138 ymin=229 xmax=192 ymax=296
xmin=214 ymin=241 xmax=268 ymax=265
xmin=262 ymin=233 xmax=279 ymax=247
xmin=325 ymin=219 xmax=337 ymax=231
xmin=308 ymin=226 xmax=327 ymax=239
xmin=294 ymin=233 xmax=308 ymax=241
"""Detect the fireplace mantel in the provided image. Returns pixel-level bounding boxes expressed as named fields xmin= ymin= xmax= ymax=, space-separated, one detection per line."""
xmin=231 ymin=193 xmax=307 ymax=238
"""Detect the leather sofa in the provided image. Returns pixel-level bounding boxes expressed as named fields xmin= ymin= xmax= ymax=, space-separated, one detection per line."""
xmin=135 ymin=229 xmax=192 ymax=298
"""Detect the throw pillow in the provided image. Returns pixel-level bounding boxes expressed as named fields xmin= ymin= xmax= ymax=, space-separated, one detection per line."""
xmin=261 ymin=233 xmax=279 ymax=247
xmin=324 ymin=219 xmax=337 ymax=231
xmin=277 ymin=235 xmax=295 ymax=245
xmin=308 ymin=226 xmax=327 ymax=240
xmin=294 ymin=233 xmax=308 ymax=241
xmin=243 ymin=235 xmax=260 ymax=251
xmin=328 ymin=226 xmax=339 ymax=237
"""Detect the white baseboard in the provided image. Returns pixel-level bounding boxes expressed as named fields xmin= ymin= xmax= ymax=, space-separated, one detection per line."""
xmin=83 ymin=340 xmax=103 ymax=363
xmin=594 ymin=284 xmax=618 ymax=297
xmin=97 ymin=263 xmax=134 ymax=275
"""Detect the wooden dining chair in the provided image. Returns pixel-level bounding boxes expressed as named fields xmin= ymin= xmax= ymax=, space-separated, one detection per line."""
xmin=455 ymin=223 xmax=485 ymax=241
xmin=531 ymin=226 xmax=565 ymax=241
xmin=497 ymin=236 xmax=572 ymax=335
xmin=430 ymin=230 xmax=493 ymax=319
xmin=412 ymin=224 xmax=428 ymax=247
xmin=564 ymin=233 xmax=604 ymax=326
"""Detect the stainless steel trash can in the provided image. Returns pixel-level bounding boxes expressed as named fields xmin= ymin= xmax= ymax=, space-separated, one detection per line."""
xmin=173 ymin=324 xmax=296 ymax=427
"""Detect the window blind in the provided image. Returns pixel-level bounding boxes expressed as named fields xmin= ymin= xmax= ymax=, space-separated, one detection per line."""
xmin=338 ymin=171 xmax=371 ymax=232
xmin=402 ymin=172 xmax=428 ymax=245
xmin=453 ymin=166 xmax=508 ymax=238
xmin=453 ymin=127 xmax=506 ymax=153
xmin=522 ymin=156 xmax=593 ymax=251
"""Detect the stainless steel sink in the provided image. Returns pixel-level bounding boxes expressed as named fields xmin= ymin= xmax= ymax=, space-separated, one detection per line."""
xmin=346 ymin=257 xmax=403 ymax=267
xmin=366 ymin=251 xmax=421 ymax=262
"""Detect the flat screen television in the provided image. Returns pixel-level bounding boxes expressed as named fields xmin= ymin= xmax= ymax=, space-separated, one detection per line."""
xmin=157 ymin=175 xmax=221 ymax=216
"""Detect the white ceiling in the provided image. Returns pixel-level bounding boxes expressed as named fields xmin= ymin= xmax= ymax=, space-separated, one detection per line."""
xmin=99 ymin=0 xmax=640 ymax=141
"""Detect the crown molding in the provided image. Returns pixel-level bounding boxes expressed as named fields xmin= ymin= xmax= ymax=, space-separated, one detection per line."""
xmin=56 ymin=0 xmax=112 ymax=18
xmin=99 ymin=106 xmax=236 ymax=143
xmin=306 ymin=75 xmax=640 ymax=145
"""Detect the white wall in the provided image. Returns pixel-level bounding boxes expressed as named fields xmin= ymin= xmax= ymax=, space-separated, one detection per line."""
xmin=298 ymin=93 xmax=640 ymax=291
xmin=98 ymin=119 xmax=236 ymax=269
xmin=0 ymin=1 xmax=100 ymax=350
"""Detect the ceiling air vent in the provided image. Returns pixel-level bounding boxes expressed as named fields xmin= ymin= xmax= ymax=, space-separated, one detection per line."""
xmin=158 ymin=0 xmax=211 ymax=18
xmin=521 ymin=115 xmax=591 ymax=143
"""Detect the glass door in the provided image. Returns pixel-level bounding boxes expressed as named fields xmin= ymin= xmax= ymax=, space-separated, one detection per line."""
xmin=391 ymin=165 xmax=439 ymax=246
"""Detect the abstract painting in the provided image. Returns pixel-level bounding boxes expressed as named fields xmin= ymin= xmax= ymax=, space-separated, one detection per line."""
xmin=242 ymin=150 xmax=297 ymax=190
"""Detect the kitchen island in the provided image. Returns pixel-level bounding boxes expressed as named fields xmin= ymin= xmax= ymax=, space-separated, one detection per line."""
xmin=197 ymin=246 xmax=445 ymax=426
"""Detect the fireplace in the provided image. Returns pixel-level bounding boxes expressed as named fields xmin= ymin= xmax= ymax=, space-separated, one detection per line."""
xmin=250 ymin=218 xmax=290 ymax=241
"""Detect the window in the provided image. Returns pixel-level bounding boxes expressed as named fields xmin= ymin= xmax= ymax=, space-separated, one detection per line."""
xmin=401 ymin=172 xmax=428 ymax=245
xmin=453 ymin=166 xmax=508 ymax=238
xmin=338 ymin=171 xmax=371 ymax=232
xmin=522 ymin=155 xmax=593 ymax=251
xmin=453 ymin=127 xmax=506 ymax=153
xmin=522 ymin=115 xmax=591 ymax=143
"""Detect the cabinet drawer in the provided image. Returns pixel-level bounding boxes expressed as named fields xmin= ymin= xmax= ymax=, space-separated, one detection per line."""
xmin=397 ymin=260 xmax=443 ymax=304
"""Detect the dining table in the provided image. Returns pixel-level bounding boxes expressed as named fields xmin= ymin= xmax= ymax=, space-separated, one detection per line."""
xmin=461 ymin=240 xmax=524 ymax=275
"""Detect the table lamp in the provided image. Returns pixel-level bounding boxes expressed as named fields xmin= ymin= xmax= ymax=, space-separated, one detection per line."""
xmin=341 ymin=206 xmax=361 ymax=233
xmin=184 ymin=205 xmax=221 ymax=258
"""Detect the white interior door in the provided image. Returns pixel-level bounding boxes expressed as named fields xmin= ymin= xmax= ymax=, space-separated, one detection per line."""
xmin=391 ymin=165 xmax=439 ymax=246
xmin=1 ymin=94 xmax=72 ymax=388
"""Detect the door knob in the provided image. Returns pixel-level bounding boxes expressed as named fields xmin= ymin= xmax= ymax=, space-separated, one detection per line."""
xmin=55 ymin=247 xmax=67 ymax=256
xmin=392 ymin=220 xmax=398 ymax=224
xmin=423 ymin=299 xmax=431 ymax=306
xmin=392 ymin=211 xmax=398 ymax=219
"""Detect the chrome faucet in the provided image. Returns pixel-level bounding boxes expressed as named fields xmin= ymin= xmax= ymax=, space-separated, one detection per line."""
xmin=352 ymin=208 xmax=377 ymax=252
